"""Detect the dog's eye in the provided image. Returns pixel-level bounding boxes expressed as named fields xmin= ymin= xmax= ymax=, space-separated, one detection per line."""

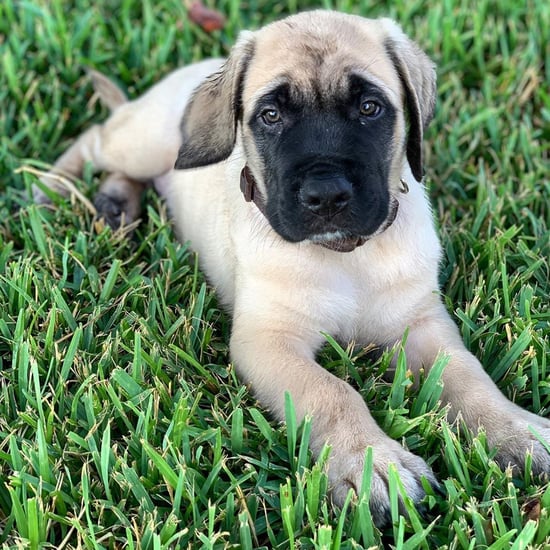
xmin=359 ymin=100 xmax=381 ymax=117
xmin=261 ymin=108 xmax=282 ymax=124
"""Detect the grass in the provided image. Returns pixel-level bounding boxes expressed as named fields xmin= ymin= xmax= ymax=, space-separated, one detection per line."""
xmin=0 ymin=0 xmax=549 ymax=547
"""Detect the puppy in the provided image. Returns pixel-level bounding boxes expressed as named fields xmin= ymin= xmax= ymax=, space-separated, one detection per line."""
xmin=36 ymin=11 xmax=550 ymax=525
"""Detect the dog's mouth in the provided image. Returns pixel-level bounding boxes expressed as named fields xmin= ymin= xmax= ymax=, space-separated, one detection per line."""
xmin=310 ymin=232 xmax=367 ymax=252
xmin=308 ymin=196 xmax=399 ymax=253
xmin=240 ymin=166 xmax=400 ymax=253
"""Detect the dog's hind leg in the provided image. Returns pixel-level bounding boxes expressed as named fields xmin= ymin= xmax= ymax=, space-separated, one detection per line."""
xmin=34 ymin=124 xmax=108 ymax=203
xmin=93 ymin=173 xmax=147 ymax=229
xmin=34 ymin=71 xmax=148 ymax=226
xmin=35 ymin=121 xmax=149 ymax=228
xmin=36 ymin=60 xmax=224 ymax=225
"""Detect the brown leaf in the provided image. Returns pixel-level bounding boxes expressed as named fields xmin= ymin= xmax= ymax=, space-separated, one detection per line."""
xmin=522 ymin=497 xmax=541 ymax=521
xmin=188 ymin=1 xmax=225 ymax=33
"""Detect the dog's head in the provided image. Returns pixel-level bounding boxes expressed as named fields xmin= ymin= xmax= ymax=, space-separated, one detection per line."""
xmin=175 ymin=11 xmax=436 ymax=250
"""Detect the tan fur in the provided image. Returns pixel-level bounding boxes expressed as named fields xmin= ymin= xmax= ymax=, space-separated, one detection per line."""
xmin=37 ymin=11 xmax=549 ymax=524
xmin=88 ymin=69 xmax=128 ymax=110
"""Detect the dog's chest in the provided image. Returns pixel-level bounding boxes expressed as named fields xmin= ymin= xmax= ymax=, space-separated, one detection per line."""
xmin=326 ymin=254 xmax=411 ymax=344
xmin=323 ymin=225 xmax=441 ymax=345
xmin=249 ymin=239 xmax=431 ymax=347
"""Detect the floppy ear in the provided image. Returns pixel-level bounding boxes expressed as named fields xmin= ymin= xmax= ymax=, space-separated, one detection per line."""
xmin=175 ymin=32 xmax=255 ymax=169
xmin=383 ymin=20 xmax=436 ymax=182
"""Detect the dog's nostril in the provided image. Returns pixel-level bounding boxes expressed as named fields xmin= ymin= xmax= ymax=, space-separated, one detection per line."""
xmin=308 ymin=196 xmax=322 ymax=207
xmin=334 ymin=191 xmax=351 ymax=207
xmin=300 ymin=178 xmax=352 ymax=216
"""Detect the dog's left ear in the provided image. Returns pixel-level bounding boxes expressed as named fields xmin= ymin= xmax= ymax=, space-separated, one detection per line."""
xmin=175 ymin=32 xmax=256 ymax=170
xmin=383 ymin=20 xmax=436 ymax=182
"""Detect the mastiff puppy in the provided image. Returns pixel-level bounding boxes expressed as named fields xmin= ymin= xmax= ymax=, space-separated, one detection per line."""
xmin=37 ymin=10 xmax=550 ymax=524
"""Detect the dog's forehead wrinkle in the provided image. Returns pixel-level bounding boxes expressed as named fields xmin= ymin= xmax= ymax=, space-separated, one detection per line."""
xmin=360 ymin=57 xmax=402 ymax=104
xmin=249 ymin=75 xmax=352 ymax=115
xmin=250 ymin=15 xmax=393 ymax=86
xmin=249 ymin=76 xmax=292 ymax=108
xmin=246 ymin=59 xmax=400 ymax=114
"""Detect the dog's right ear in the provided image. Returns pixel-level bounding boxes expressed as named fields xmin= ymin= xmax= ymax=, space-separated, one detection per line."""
xmin=175 ymin=32 xmax=255 ymax=170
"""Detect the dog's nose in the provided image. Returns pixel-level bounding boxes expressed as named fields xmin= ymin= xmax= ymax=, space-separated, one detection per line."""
xmin=299 ymin=177 xmax=352 ymax=217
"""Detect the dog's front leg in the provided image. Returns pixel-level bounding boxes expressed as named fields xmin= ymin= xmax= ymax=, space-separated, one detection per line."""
xmin=404 ymin=303 xmax=550 ymax=474
xmin=230 ymin=316 xmax=437 ymax=525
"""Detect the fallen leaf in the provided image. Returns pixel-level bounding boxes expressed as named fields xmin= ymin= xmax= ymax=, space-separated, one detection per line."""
xmin=188 ymin=1 xmax=225 ymax=33
xmin=522 ymin=497 xmax=541 ymax=521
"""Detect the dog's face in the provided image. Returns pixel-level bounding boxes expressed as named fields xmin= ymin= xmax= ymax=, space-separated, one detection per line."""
xmin=175 ymin=11 xmax=436 ymax=249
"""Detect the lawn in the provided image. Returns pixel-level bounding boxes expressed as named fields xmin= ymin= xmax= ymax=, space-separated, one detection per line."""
xmin=0 ymin=0 xmax=549 ymax=547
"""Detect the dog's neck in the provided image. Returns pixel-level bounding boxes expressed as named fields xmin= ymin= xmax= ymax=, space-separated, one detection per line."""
xmin=239 ymin=165 xmax=402 ymax=253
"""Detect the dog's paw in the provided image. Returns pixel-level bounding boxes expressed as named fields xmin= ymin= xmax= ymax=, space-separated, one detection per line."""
xmin=94 ymin=174 xmax=145 ymax=229
xmin=94 ymin=192 xmax=128 ymax=228
xmin=490 ymin=410 xmax=550 ymax=475
xmin=328 ymin=438 xmax=438 ymax=526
